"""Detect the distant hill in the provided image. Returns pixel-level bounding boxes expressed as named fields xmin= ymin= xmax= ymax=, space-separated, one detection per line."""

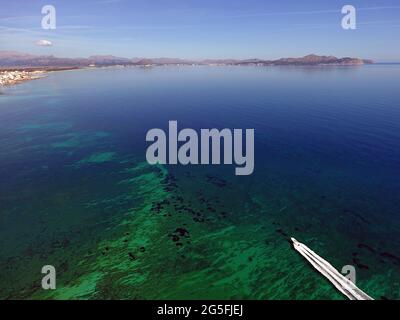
xmin=87 ymin=55 xmax=133 ymax=65
xmin=0 ymin=51 xmax=373 ymax=67
xmin=271 ymin=54 xmax=373 ymax=66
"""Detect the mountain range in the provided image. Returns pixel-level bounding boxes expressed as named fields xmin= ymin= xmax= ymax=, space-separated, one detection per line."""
xmin=0 ymin=51 xmax=373 ymax=67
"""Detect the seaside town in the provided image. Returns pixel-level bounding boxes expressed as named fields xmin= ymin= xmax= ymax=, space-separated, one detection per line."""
xmin=0 ymin=70 xmax=46 ymax=86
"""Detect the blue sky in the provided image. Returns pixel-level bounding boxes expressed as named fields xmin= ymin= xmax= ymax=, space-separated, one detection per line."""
xmin=0 ymin=0 xmax=399 ymax=61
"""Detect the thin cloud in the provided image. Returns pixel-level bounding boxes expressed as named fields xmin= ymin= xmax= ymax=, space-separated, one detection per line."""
xmin=57 ymin=25 xmax=94 ymax=30
xmin=0 ymin=15 xmax=40 ymax=22
xmin=95 ymin=0 xmax=122 ymax=4
xmin=36 ymin=39 xmax=53 ymax=46
xmin=210 ymin=6 xmax=400 ymax=19
xmin=0 ymin=25 xmax=38 ymax=34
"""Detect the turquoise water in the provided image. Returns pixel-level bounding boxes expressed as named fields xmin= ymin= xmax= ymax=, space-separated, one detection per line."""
xmin=0 ymin=65 xmax=399 ymax=299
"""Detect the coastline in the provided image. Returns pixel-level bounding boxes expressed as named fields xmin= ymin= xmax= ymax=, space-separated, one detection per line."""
xmin=0 ymin=67 xmax=80 ymax=87
xmin=0 ymin=60 xmax=379 ymax=88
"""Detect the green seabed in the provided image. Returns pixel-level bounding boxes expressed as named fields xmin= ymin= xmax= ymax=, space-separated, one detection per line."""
xmin=2 ymin=160 xmax=342 ymax=300
xmin=0 ymin=123 xmax=355 ymax=301
xmin=0 ymin=135 xmax=395 ymax=300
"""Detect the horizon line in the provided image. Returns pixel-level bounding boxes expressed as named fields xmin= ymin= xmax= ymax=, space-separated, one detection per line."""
xmin=0 ymin=50 xmax=378 ymax=61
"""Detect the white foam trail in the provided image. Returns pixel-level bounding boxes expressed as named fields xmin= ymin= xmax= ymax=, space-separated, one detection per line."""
xmin=291 ymin=238 xmax=373 ymax=300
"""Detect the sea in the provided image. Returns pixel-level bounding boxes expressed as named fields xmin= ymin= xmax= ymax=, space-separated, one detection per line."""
xmin=0 ymin=65 xmax=399 ymax=299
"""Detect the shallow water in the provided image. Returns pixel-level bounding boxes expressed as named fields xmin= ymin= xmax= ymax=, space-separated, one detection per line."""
xmin=0 ymin=65 xmax=399 ymax=299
